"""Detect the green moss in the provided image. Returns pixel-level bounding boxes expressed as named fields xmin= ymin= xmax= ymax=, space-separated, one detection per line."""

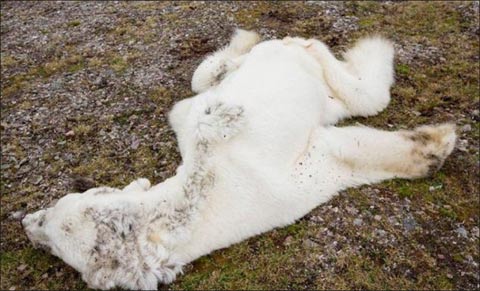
xmin=359 ymin=17 xmax=376 ymax=28
xmin=396 ymin=64 xmax=410 ymax=75
xmin=109 ymin=56 xmax=128 ymax=73
xmin=67 ymin=20 xmax=81 ymax=27
xmin=1 ymin=54 xmax=18 ymax=67
xmin=439 ymin=207 xmax=458 ymax=220
xmin=397 ymin=183 xmax=414 ymax=198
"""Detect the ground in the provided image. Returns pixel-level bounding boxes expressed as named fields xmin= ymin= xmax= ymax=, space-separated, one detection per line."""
xmin=1 ymin=1 xmax=479 ymax=290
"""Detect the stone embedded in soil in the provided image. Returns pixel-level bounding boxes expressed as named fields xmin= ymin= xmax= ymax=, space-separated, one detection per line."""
xmin=471 ymin=226 xmax=479 ymax=238
xmin=461 ymin=124 xmax=472 ymax=132
xmin=353 ymin=218 xmax=363 ymax=226
xmin=455 ymin=226 xmax=468 ymax=238
xmin=283 ymin=236 xmax=294 ymax=246
xmin=302 ymin=239 xmax=318 ymax=248
xmin=403 ymin=215 xmax=417 ymax=232
xmin=9 ymin=210 xmax=25 ymax=220
xmin=16 ymin=264 xmax=27 ymax=272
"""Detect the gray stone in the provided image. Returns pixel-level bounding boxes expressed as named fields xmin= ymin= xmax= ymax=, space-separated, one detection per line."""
xmin=10 ymin=210 xmax=25 ymax=221
xmin=455 ymin=226 xmax=468 ymax=238
xmin=403 ymin=215 xmax=417 ymax=232
xmin=353 ymin=218 xmax=363 ymax=226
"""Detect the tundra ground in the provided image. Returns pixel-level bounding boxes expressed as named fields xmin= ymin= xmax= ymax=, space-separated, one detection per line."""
xmin=1 ymin=1 xmax=479 ymax=290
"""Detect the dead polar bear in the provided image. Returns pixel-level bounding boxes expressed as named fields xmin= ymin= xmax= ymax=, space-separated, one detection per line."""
xmin=23 ymin=29 xmax=456 ymax=290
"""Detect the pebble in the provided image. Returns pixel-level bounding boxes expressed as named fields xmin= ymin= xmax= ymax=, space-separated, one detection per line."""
xmin=131 ymin=139 xmax=140 ymax=150
xmin=65 ymin=130 xmax=75 ymax=137
xmin=455 ymin=226 xmax=468 ymax=238
xmin=403 ymin=215 xmax=417 ymax=232
xmin=461 ymin=124 xmax=472 ymax=132
xmin=412 ymin=110 xmax=422 ymax=116
xmin=471 ymin=226 xmax=479 ymax=238
xmin=457 ymin=139 xmax=469 ymax=152
xmin=33 ymin=176 xmax=43 ymax=185
xmin=302 ymin=239 xmax=318 ymax=248
xmin=374 ymin=215 xmax=382 ymax=221
xmin=283 ymin=236 xmax=294 ymax=246
xmin=17 ymin=264 xmax=27 ymax=272
xmin=10 ymin=210 xmax=25 ymax=220
xmin=429 ymin=185 xmax=443 ymax=191
xmin=346 ymin=206 xmax=358 ymax=215
xmin=376 ymin=229 xmax=387 ymax=237
xmin=353 ymin=218 xmax=363 ymax=226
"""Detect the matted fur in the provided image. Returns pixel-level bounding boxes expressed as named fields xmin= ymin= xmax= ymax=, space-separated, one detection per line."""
xmin=23 ymin=30 xmax=456 ymax=290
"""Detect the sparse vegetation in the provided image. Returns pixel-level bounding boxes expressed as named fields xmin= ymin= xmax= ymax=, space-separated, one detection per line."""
xmin=1 ymin=1 xmax=478 ymax=290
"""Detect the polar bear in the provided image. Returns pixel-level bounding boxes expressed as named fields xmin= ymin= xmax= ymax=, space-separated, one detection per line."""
xmin=22 ymin=29 xmax=456 ymax=290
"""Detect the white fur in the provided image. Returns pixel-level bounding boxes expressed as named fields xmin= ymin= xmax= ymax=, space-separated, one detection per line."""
xmin=191 ymin=29 xmax=261 ymax=93
xmin=23 ymin=31 xmax=456 ymax=290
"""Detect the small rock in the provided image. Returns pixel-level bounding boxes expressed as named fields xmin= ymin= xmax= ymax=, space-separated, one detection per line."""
xmin=41 ymin=273 xmax=49 ymax=279
xmin=388 ymin=216 xmax=400 ymax=226
xmin=461 ymin=124 xmax=472 ymax=132
xmin=437 ymin=254 xmax=445 ymax=260
xmin=131 ymin=139 xmax=140 ymax=150
xmin=8 ymin=287 xmax=15 ymax=291
xmin=10 ymin=210 xmax=25 ymax=220
xmin=376 ymin=229 xmax=387 ymax=237
xmin=33 ymin=176 xmax=43 ymax=185
xmin=472 ymin=109 xmax=479 ymax=117
xmin=65 ymin=130 xmax=75 ymax=137
xmin=94 ymin=76 xmax=108 ymax=88
xmin=346 ymin=206 xmax=358 ymax=215
xmin=429 ymin=184 xmax=443 ymax=191
xmin=302 ymin=239 xmax=318 ymax=248
xmin=457 ymin=139 xmax=469 ymax=152
xmin=403 ymin=215 xmax=417 ymax=232
xmin=17 ymin=264 xmax=27 ymax=272
xmin=446 ymin=273 xmax=453 ymax=279
xmin=374 ymin=215 xmax=382 ymax=221
xmin=471 ymin=226 xmax=479 ymax=238
xmin=455 ymin=226 xmax=468 ymax=238
xmin=283 ymin=236 xmax=294 ymax=246
xmin=310 ymin=216 xmax=324 ymax=223
xmin=353 ymin=218 xmax=363 ymax=226
xmin=412 ymin=110 xmax=421 ymax=116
